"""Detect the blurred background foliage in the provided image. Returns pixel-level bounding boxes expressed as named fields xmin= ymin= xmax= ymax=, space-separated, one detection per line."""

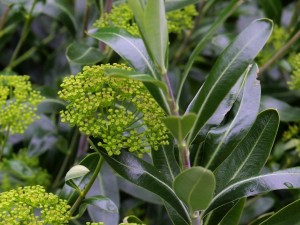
xmin=1 ymin=0 xmax=300 ymax=224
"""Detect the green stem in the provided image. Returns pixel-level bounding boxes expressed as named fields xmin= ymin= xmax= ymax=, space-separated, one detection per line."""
xmin=52 ymin=129 xmax=80 ymax=189
xmin=82 ymin=1 xmax=90 ymax=39
xmin=7 ymin=0 xmax=38 ymax=70
xmin=0 ymin=126 xmax=10 ymax=160
xmin=69 ymin=141 xmax=104 ymax=216
xmin=260 ymin=29 xmax=300 ymax=74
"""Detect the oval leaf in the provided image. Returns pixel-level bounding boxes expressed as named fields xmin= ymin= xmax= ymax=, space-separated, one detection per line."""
xmin=65 ymin=165 xmax=90 ymax=181
xmin=187 ymin=19 xmax=273 ymax=144
xmin=66 ymin=42 xmax=105 ymax=65
xmin=173 ymin=167 xmax=216 ymax=211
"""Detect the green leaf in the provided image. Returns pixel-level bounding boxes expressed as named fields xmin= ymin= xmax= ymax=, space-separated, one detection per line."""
xmin=151 ymin=136 xmax=180 ymax=184
xmin=164 ymin=201 xmax=190 ymax=225
xmin=259 ymin=0 xmax=282 ymax=24
xmin=97 ymin=149 xmax=191 ymax=224
xmin=260 ymin=96 xmax=300 ymax=122
xmin=104 ymin=68 xmax=168 ymax=94
xmin=77 ymin=195 xmax=118 ymax=219
xmin=123 ymin=215 xmax=144 ymax=224
xmin=173 ymin=166 xmax=216 ymax=211
xmin=248 ymin=213 xmax=274 ymax=225
xmin=88 ymin=28 xmax=155 ymax=75
xmin=65 ymin=165 xmax=90 ymax=182
xmin=205 ymin=167 xmax=300 ymax=215
xmin=186 ymin=19 xmax=273 ymax=144
xmin=162 ymin=113 xmax=197 ymax=143
xmin=41 ymin=0 xmax=77 ymax=36
xmin=214 ymin=109 xmax=279 ymax=193
xmin=143 ymin=0 xmax=168 ymax=73
xmin=37 ymin=98 xmax=66 ymax=114
xmin=165 ymin=0 xmax=199 ymax=11
xmin=202 ymin=63 xmax=261 ymax=170
xmin=219 ymin=198 xmax=246 ymax=225
xmin=66 ymin=42 xmax=105 ymax=65
xmin=177 ymin=0 xmax=242 ymax=104
xmin=259 ymin=199 xmax=300 ymax=225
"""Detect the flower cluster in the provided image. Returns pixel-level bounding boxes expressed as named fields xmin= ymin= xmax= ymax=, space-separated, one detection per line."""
xmin=0 ymin=185 xmax=71 ymax=224
xmin=0 ymin=75 xmax=44 ymax=135
xmin=258 ymin=26 xmax=289 ymax=65
xmin=288 ymin=53 xmax=300 ymax=90
xmin=94 ymin=3 xmax=198 ymax=36
xmin=58 ymin=64 xmax=169 ymax=156
xmin=0 ymin=149 xmax=51 ymax=191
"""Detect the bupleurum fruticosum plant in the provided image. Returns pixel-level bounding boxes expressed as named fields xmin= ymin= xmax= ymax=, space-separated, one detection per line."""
xmin=94 ymin=3 xmax=198 ymax=36
xmin=0 ymin=185 xmax=71 ymax=224
xmin=58 ymin=64 xmax=169 ymax=156
xmin=0 ymin=75 xmax=44 ymax=156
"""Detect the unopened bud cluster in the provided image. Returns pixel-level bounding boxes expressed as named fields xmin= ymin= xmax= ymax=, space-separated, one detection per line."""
xmin=0 ymin=75 xmax=44 ymax=134
xmin=58 ymin=64 xmax=169 ymax=156
xmin=0 ymin=185 xmax=70 ymax=224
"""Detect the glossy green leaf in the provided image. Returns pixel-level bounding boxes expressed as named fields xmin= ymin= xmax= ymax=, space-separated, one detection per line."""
xmin=165 ymin=0 xmax=199 ymax=11
xmin=260 ymin=96 xmax=300 ymax=122
xmin=143 ymin=0 xmax=168 ymax=73
xmin=214 ymin=109 xmax=279 ymax=193
xmin=77 ymin=195 xmax=118 ymax=219
xmin=177 ymin=0 xmax=242 ymax=104
xmin=259 ymin=0 xmax=282 ymax=24
xmin=248 ymin=213 xmax=274 ymax=225
xmin=151 ymin=136 xmax=180 ymax=184
xmin=219 ymin=198 xmax=246 ymax=225
xmin=260 ymin=199 xmax=300 ymax=225
xmin=186 ymin=19 xmax=273 ymax=144
xmin=41 ymin=0 xmax=77 ymax=36
xmin=66 ymin=42 xmax=104 ymax=65
xmin=202 ymin=64 xmax=261 ymax=170
xmin=65 ymin=165 xmax=90 ymax=182
xmin=205 ymin=167 xmax=300 ymax=215
xmin=117 ymin=176 xmax=162 ymax=205
xmin=104 ymin=68 xmax=168 ymax=94
xmin=162 ymin=113 xmax=196 ymax=143
xmin=97 ymin=149 xmax=190 ymax=224
xmin=88 ymin=28 xmax=155 ymax=75
xmin=173 ymin=167 xmax=216 ymax=211
xmin=164 ymin=201 xmax=190 ymax=225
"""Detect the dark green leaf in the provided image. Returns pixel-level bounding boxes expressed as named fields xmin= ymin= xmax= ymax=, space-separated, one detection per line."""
xmin=219 ymin=198 xmax=246 ymax=225
xmin=173 ymin=167 xmax=216 ymax=211
xmin=66 ymin=42 xmax=105 ymax=65
xmin=37 ymin=99 xmax=66 ymax=114
xmin=41 ymin=0 xmax=77 ymax=36
xmin=164 ymin=201 xmax=190 ymax=225
xmin=97 ymin=149 xmax=191 ymax=224
xmin=260 ymin=199 xmax=300 ymax=225
xmin=214 ymin=109 xmax=279 ymax=193
xmin=205 ymin=167 xmax=300 ymax=215
xmin=162 ymin=113 xmax=197 ymax=143
xmin=88 ymin=28 xmax=155 ymax=75
xmin=260 ymin=96 xmax=300 ymax=122
xmin=259 ymin=0 xmax=282 ymax=24
xmin=202 ymin=64 xmax=261 ymax=170
xmin=248 ymin=213 xmax=274 ymax=225
xmin=151 ymin=136 xmax=180 ymax=184
xmin=186 ymin=19 xmax=273 ymax=144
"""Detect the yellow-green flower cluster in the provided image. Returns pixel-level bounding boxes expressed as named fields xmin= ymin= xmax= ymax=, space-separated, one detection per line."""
xmin=258 ymin=26 xmax=289 ymax=65
xmin=94 ymin=3 xmax=198 ymax=36
xmin=0 ymin=75 xmax=44 ymax=134
xmin=0 ymin=149 xmax=51 ymax=191
xmin=58 ymin=64 xmax=169 ymax=156
xmin=0 ymin=185 xmax=71 ymax=224
xmin=288 ymin=53 xmax=300 ymax=90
